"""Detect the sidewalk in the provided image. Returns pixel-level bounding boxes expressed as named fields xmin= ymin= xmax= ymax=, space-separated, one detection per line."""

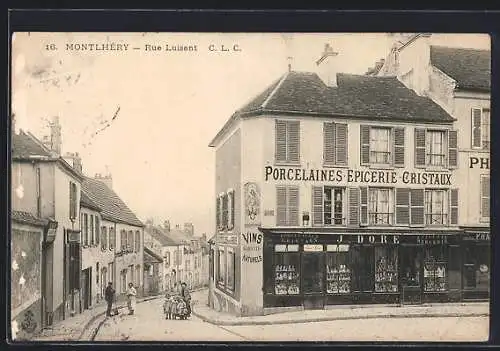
xmin=32 ymin=294 xmax=162 ymax=341
xmin=192 ymin=301 xmax=489 ymax=326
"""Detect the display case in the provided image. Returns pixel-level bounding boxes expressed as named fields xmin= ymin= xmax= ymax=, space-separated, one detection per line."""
xmin=374 ymin=248 xmax=398 ymax=293
xmin=326 ymin=264 xmax=351 ymax=293
xmin=274 ymin=264 xmax=300 ymax=295
xmin=424 ymin=261 xmax=447 ymax=292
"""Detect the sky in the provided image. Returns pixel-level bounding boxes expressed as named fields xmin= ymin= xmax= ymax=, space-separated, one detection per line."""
xmin=11 ymin=32 xmax=490 ymax=236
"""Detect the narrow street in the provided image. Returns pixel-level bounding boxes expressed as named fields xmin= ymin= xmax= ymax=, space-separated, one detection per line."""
xmin=94 ymin=292 xmax=489 ymax=342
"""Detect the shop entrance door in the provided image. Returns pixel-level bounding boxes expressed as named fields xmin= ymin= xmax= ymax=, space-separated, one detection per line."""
xmin=302 ymin=252 xmax=324 ymax=309
xmin=399 ymin=245 xmax=423 ymax=305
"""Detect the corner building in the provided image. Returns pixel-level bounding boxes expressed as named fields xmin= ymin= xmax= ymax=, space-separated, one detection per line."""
xmin=209 ymin=45 xmax=480 ymax=316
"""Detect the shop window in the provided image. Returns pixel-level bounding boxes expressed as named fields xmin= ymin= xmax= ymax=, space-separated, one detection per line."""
xmin=326 ymin=244 xmax=351 ymax=294
xmin=273 ymin=245 xmax=300 ymax=295
xmin=368 ymin=188 xmax=394 ymax=225
xmin=472 ymin=108 xmax=490 ymax=150
xmin=350 ymin=246 xmax=374 ymax=292
xmin=227 ymin=248 xmax=235 ymax=291
xmin=275 ymin=120 xmax=300 ymax=164
xmin=463 ymin=245 xmax=490 ymax=291
xmin=375 ymin=246 xmax=398 ymax=292
xmin=424 ymin=189 xmax=448 ymax=225
xmin=323 ymin=122 xmax=348 ymax=166
xmin=424 ymin=245 xmax=447 ymax=292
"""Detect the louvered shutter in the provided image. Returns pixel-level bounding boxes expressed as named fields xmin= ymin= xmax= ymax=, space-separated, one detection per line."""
xmin=336 ymin=123 xmax=348 ymax=166
xmin=323 ymin=122 xmax=335 ymax=165
xmin=312 ymin=186 xmax=324 ymax=226
xmin=414 ymin=129 xmax=426 ymax=167
xmin=471 ymin=108 xmax=482 ymax=148
xmin=448 ymin=130 xmax=458 ymax=168
xmin=287 ymin=121 xmax=300 ymax=163
xmin=288 ymin=186 xmax=300 ymax=226
xmin=360 ymin=125 xmax=370 ymax=165
xmin=275 ymin=120 xmax=287 ymax=163
xmin=480 ymin=177 xmax=490 ymax=219
xmin=395 ymin=188 xmax=410 ymax=225
xmin=348 ymin=188 xmax=360 ymax=226
xmin=449 ymin=189 xmax=459 ymax=225
xmin=393 ymin=127 xmax=405 ymax=167
xmin=229 ymin=191 xmax=235 ymax=229
xmin=360 ymin=187 xmax=368 ymax=226
xmin=276 ymin=186 xmax=287 ymax=226
xmin=410 ymin=189 xmax=424 ymax=226
xmin=69 ymin=183 xmax=74 ymax=219
xmin=216 ymin=196 xmax=221 ymax=229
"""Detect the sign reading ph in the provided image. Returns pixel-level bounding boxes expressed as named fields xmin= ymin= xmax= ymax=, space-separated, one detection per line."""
xmin=469 ymin=157 xmax=489 ymax=169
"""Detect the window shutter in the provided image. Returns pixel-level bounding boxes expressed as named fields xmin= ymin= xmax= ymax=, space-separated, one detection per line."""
xmin=448 ymin=130 xmax=458 ymax=168
xmin=287 ymin=121 xmax=300 ymax=163
xmin=335 ymin=123 xmax=348 ymax=166
xmin=95 ymin=217 xmax=100 ymax=244
xmin=312 ymin=186 xmax=324 ymax=226
xmin=410 ymin=189 xmax=424 ymax=226
xmin=229 ymin=191 xmax=235 ymax=229
xmin=480 ymin=177 xmax=490 ymax=219
xmin=323 ymin=122 xmax=335 ymax=165
xmin=449 ymin=189 xmax=459 ymax=225
xmin=288 ymin=186 xmax=299 ymax=226
xmin=395 ymin=188 xmax=410 ymax=225
xmin=69 ymin=183 xmax=74 ymax=219
xmin=414 ymin=129 xmax=426 ymax=167
xmin=471 ymin=108 xmax=482 ymax=148
xmin=360 ymin=125 xmax=370 ymax=165
xmin=216 ymin=196 xmax=220 ymax=230
xmin=348 ymin=187 xmax=360 ymax=226
xmin=276 ymin=186 xmax=287 ymax=226
xmin=360 ymin=187 xmax=368 ymax=226
xmin=275 ymin=120 xmax=287 ymax=163
xmin=393 ymin=127 xmax=405 ymax=167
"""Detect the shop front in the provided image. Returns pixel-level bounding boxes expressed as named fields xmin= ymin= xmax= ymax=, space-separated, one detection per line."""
xmin=461 ymin=229 xmax=490 ymax=301
xmin=261 ymin=229 xmax=477 ymax=310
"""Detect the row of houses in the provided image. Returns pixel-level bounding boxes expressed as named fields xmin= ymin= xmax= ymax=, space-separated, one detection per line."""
xmin=208 ymin=34 xmax=490 ymax=316
xmin=10 ymin=118 xmax=208 ymax=339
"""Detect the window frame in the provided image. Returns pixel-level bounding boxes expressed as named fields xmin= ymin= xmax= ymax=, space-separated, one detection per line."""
xmin=424 ymin=189 xmax=449 ymax=226
xmin=471 ymin=107 xmax=490 ymax=150
xmin=226 ymin=247 xmax=236 ymax=292
xmin=368 ymin=187 xmax=394 ymax=226
xmin=369 ymin=126 xmax=392 ymax=165
xmin=425 ymin=129 xmax=448 ymax=167
xmin=323 ymin=186 xmax=347 ymax=226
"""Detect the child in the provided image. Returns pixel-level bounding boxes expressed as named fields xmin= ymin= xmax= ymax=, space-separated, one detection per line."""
xmin=163 ymin=293 xmax=172 ymax=320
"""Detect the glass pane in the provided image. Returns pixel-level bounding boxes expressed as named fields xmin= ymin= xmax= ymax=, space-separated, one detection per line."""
xmin=326 ymin=252 xmax=351 ymax=293
xmin=274 ymin=253 xmax=300 ymax=295
xmin=375 ymin=247 xmax=398 ymax=292
xmin=302 ymin=253 xmax=324 ymax=293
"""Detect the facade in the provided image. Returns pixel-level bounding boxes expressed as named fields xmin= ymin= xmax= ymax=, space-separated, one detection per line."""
xmin=143 ymin=227 xmax=164 ymax=295
xmin=12 ymin=125 xmax=84 ymax=326
xmin=82 ymin=177 xmax=145 ymax=299
xmin=208 ymin=43 xmax=489 ymax=316
xmin=376 ymin=34 xmax=491 ymax=300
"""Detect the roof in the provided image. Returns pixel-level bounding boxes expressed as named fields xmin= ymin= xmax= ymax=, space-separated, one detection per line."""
xmin=11 ymin=131 xmax=51 ymax=159
xmin=210 ymin=71 xmax=454 ymax=146
xmin=145 ymin=226 xmax=180 ymax=246
xmin=144 ymin=246 xmax=163 ymax=263
xmin=430 ymin=46 xmax=491 ymax=92
xmin=81 ymin=177 xmax=144 ymax=227
xmin=11 ymin=210 xmax=47 ymax=227
xmin=80 ymin=191 xmax=102 ymax=212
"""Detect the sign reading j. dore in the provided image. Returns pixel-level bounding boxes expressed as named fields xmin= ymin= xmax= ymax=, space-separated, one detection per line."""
xmin=264 ymin=166 xmax=452 ymax=185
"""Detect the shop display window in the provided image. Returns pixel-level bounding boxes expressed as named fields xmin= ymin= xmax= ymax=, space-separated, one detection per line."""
xmin=274 ymin=244 xmax=300 ymax=295
xmin=424 ymin=245 xmax=447 ymax=292
xmin=464 ymin=244 xmax=490 ymax=291
xmin=326 ymin=245 xmax=351 ymax=294
xmin=374 ymin=246 xmax=398 ymax=292
xmin=216 ymin=248 xmax=226 ymax=286
xmin=226 ymin=249 xmax=235 ymax=291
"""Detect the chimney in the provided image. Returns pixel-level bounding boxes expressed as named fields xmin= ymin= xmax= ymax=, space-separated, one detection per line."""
xmin=315 ymin=43 xmax=339 ymax=88
xmin=163 ymin=220 xmax=171 ymax=232
xmin=63 ymin=152 xmax=83 ymax=173
xmin=184 ymin=223 xmax=194 ymax=236
xmin=43 ymin=116 xmax=62 ymax=156
xmin=95 ymin=172 xmax=113 ymax=189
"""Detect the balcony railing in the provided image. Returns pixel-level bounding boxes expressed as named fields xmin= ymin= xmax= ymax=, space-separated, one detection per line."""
xmin=425 ymin=213 xmax=448 ymax=226
xmin=369 ymin=151 xmax=391 ymax=164
xmin=369 ymin=212 xmax=394 ymax=225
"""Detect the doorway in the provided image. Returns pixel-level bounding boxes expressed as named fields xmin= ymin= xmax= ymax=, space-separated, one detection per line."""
xmin=399 ymin=245 xmax=423 ymax=304
xmin=302 ymin=253 xmax=324 ymax=309
xmin=82 ymin=268 xmax=92 ymax=310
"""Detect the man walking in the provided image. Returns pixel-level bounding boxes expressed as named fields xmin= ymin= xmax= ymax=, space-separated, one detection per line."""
xmin=180 ymin=282 xmax=191 ymax=317
xmin=105 ymin=282 xmax=115 ymax=317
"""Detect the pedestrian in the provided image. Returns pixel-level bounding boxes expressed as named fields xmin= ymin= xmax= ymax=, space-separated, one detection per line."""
xmin=105 ymin=282 xmax=115 ymax=317
xmin=126 ymin=282 xmax=137 ymax=315
xmin=180 ymin=282 xmax=191 ymax=317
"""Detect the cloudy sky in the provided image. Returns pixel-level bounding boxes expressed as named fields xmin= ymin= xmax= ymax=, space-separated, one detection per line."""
xmin=11 ymin=32 xmax=490 ymax=236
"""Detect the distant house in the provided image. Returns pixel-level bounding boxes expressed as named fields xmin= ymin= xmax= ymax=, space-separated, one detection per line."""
xmin=82 ymin=177 xmax=145 ymax=299
xmin=143 ymin=226 xmax=164 ymax=295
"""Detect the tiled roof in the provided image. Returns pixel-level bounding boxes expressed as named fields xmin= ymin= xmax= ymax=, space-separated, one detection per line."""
xmin=11 ymin=131 xmax=51 ymax=159
xmin=144 ymin=246 xmax=163 ymax=263
xmin=11 ymin=210 xmax=47 ymax=227
xmin=430 ymin=46 xmax=491 ymax=91
xmin=80 ymin=191 xmax=102 ymax=212
xmin=145 ymin=226 xmax=180 ymax=246
xmin=238 ymin=71 xmax=454 ymax=123
xmin=81 ymin=177 xmax=143 ymax=227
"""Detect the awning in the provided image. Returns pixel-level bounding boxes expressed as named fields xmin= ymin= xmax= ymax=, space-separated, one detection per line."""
xmin=143 ymin=246 xmax=163 ymax=264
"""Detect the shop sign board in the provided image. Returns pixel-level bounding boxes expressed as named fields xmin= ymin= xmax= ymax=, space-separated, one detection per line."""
xmin=216 ymin=233 xmax=238 ymax=246
xmin=463 ymin=232 xmax=490 ymax=241
xmin=277 ymin=233 xmax=456 ymax=245
xmin=241 ymin=229 xmax=263 ymax=264
xmin=303 ymin=244 xmax=323 ymax=252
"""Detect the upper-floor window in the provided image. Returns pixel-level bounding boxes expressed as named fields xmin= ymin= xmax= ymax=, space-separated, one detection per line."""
xmin=227 ymin=189 xmax=235 ymax=230
xmin=472 ymin=108 xmax=490 ymax=150
xmin=275 ymin=120 xmax=300 ymax=164
xmin=312 ymin=186 xmax=346 ymax=226
xmin=216 ymin=190 xmax=235 ymax=231
xmin=69 ymin=182 xmax=78 ymax=221
xmin=481 ymin=175 xmax=490 ymax=221
xmin=323 ymin=122 xmax=348 ymax=166
xmin=109 ymin=227 xmax=115 ymax=250
xmin=135 ymin=230 xmax=141 ymax=252
xmin=95 ymin=217 xmax=100 ymax=244
xmin=36 ymin=167 xmax=41 ymax=217
xmin=415 ymin=128 xmax=457 ymax=168
xmin=128 ymin=230 xmax=134 ymax=251
xmin=120 ymin=230 xmax=127 ymax=250
xmin=367 ymin=188 xmax=394 ymax=226
xmin=90 ymin=215 xmax=95 ymax=245
xmin=276 ymin=185 xmax=299 ymax=226
xmin=164 ymin=252 xmax=170 ymax=267
xmin=101 ymin=226 xmax=108 ymax=250
xmin=360 ymin=126 xmax=405 ymax=167
xmin=424 ymin=189 xmax=448 ymax=225
xmin=83 ymin=213 xmax=89 ymax=245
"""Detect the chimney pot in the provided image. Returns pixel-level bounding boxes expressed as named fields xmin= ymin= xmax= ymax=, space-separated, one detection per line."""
xmin=316 ymin=43 xmax=339 ymax=88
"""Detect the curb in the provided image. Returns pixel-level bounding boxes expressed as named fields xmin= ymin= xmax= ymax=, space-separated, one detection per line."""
xmin=192 ymin=309 xmax=490 ymax=326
